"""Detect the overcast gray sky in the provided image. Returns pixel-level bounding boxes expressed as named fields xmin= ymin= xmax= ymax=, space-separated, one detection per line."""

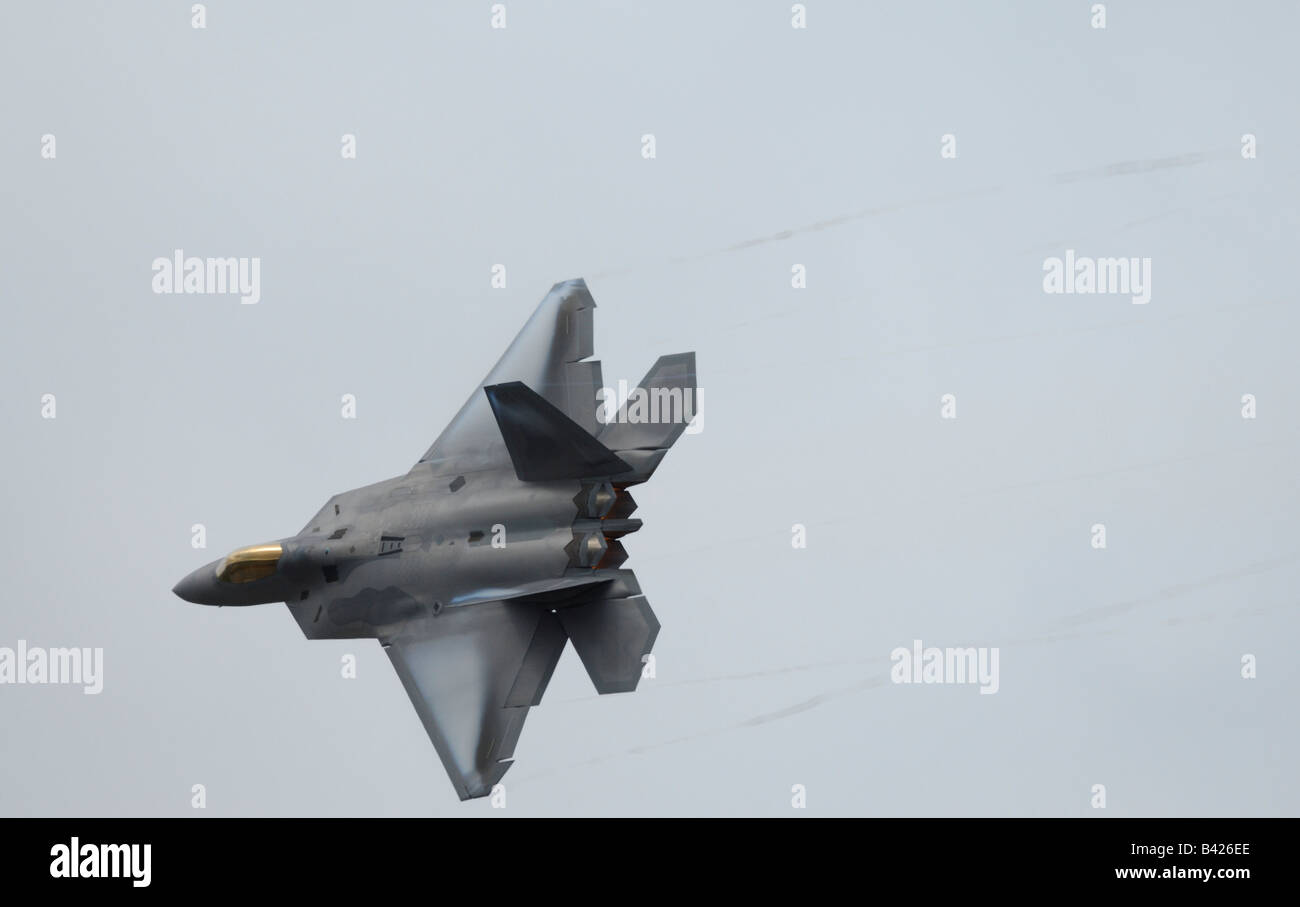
xmin=2 ymin=1 xmax=1297 ymax=816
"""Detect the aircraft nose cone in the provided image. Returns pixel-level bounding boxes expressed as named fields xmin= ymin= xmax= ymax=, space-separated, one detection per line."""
xmin=172 ymin=570 xmax=210 ymax=604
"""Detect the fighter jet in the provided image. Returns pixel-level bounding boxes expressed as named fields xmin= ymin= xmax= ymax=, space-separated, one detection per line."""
xmin=172 ymin=279 xmax=696 ymax=800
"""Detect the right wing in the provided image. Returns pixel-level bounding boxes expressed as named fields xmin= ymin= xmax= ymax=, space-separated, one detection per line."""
xmin=414 ymin=279 xmax=604 ymax=475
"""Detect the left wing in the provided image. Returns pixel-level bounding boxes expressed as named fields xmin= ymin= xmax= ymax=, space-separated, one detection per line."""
xmin=382 ymin=600 xmax=567 ymax=801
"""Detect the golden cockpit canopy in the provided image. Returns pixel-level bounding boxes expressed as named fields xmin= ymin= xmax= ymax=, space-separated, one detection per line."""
xmin=214 ymin=542 xmax=283 ymax=584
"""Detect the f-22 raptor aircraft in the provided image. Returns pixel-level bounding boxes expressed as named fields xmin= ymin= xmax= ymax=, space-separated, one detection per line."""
xmin=172 ymin=279 xmax=696 ymax=800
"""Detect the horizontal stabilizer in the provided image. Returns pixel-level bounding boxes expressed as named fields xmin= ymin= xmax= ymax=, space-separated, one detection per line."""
xmin=598 ymin=352 xmax=697 ymax=454
xmin=558 ymin=582 xmax=660 ymax=694
xmin=485 ymin=381 xmax=632 ymax=482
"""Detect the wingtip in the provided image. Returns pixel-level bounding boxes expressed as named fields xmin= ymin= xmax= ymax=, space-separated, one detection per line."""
xmin=551 ymin=277 xmax=588 ymax=292
xmin=457 ymin=760 xmax=515 ymax=801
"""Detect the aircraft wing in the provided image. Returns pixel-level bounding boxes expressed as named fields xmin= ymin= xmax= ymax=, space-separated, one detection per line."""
xmin=382 ymin=599 xmax=568 ymax=801
xmin=414 ymin=279 xmax=605 ymax=475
